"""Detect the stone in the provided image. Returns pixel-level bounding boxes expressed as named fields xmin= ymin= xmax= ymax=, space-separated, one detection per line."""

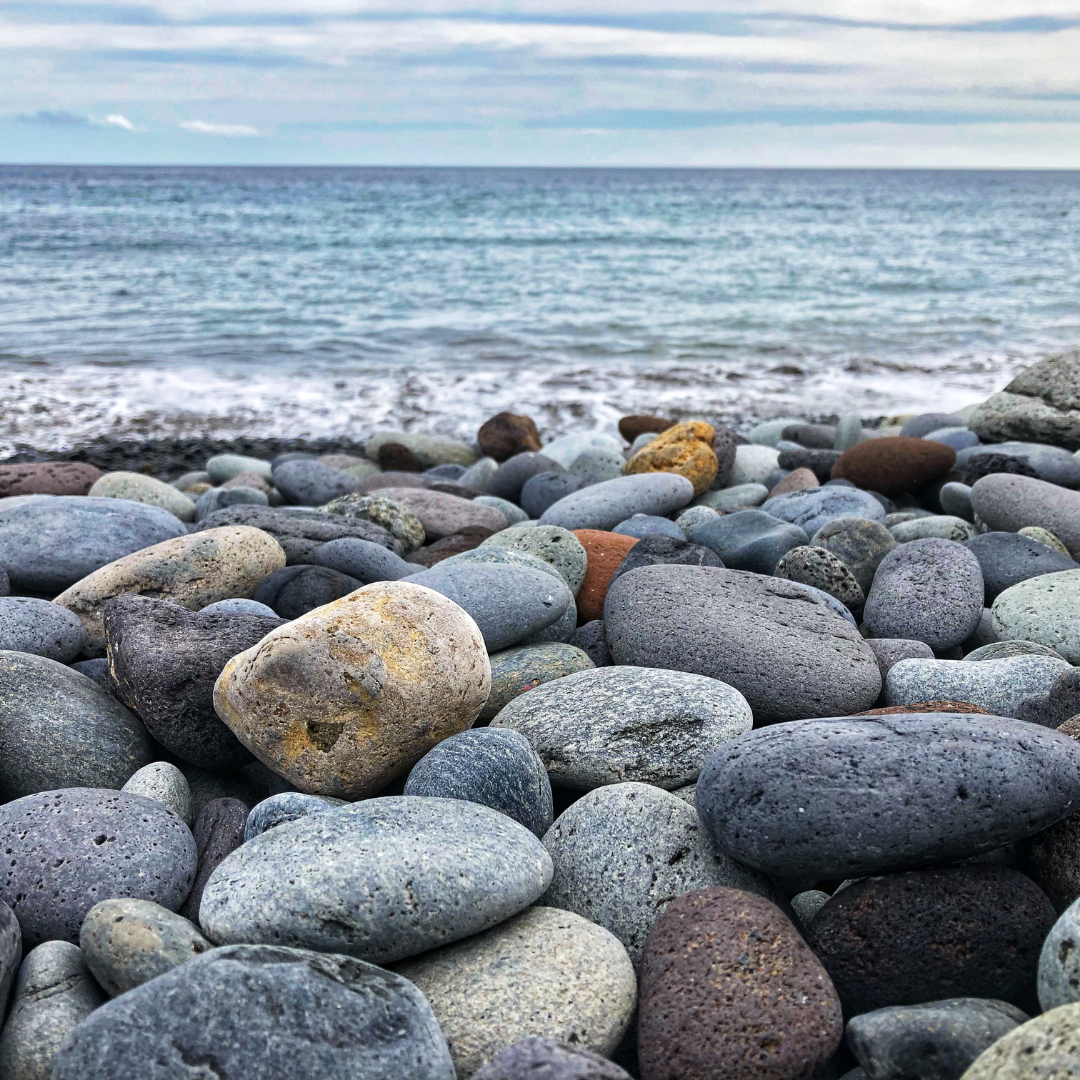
xmin=607 ymin=533 xmax=723 ymax=589
xmin=378 ymin=441 xmax=423 ymax=471
xmin=395 ymin=906 xmax=635 ymax=1080
xmin=971 ymin=474 xmax=1080 ymax=557
xmin=572 ymin=530 xmax=638 ymax=622
xmin=539 ymin=474 xmax=694 ymax=532
xmin=480 ymin=525 xmax=588 ymax=593
xmin=404 ymin=728 xmax=553 ymax=837
xmin=830 ymin=437 xmax=957 ymax=495
xmin=612 ymin=513 xmax=684 ymax=540
xmin=121 ymin=762 xmax=192 ymax=823
xmin=207 ymin=453 xmax=274 ymax=484
xmin=0 ymin=788 xmax=196 ymax=948
xmin=542 ymin=433 xmax=626 ymax=470
xmin=570 ymin=620 xmax=612 ymax=668
xmin=783 ymin=423 xmax=837 ymax=448
xmin=201 ymin=797 xmax=551 ymax=963
xmin=569 ymin=448 xmax=626 ymax=486
xmin=0 ymin=461 xmax=101 ymax=498
xmin=481 ymin=643 xmax=594 ymax=722
xmin=0 ymin=899 xmax=20 ymax=1016
xmin=0 ymin=496 xmax=187 ymax=595
xmin=930 ymin=427 xmax=982 ymax=452
xmin=761 ymin=486 xmax=887 ymax=538
xmin=834 ymin=414 xmax=864 ymax=452
xmin=52 ymin=943 xmax=455 ymax=1080
xmin=1040 ymin=897 xmax=1080 ymax=1010
xmin=992 ymin=570 xmax=1080 ymax=662
xmin=778 ymin=447 xmax=842 ymax=482
xmin=180 ymin=797 xmax=247 ymax=922
xmin=727 ymin=443 xmax=781 ymax=485
xmin=863 ymin=539 xmax=984 ymax=649
xmin=181 ymin=766 xmax=266 ymax=820
xmin=320 ymin=492 xmax=426 ymax=552
xmin=967 ymin=532 xmax=1079 ymax=604
xmin=213 ymin=581 xmax=489 ymax=798
xmin=791 ymin=890 xmax=831 ymax=928
xmin=222 ymin=469 xmax=275 ymax=494
xmin=967 ymin=640 xmax=1067 ymax=662
xmin=900 ymin=412 xmax=966 ymax=438
xmin=89 ymin=471 xmax=197 ymax=522
xmin=270 ymin=459 xmax=357 ymax=504
xmin=473 ymin=1037 xmax=632 ymax=1080
xmin=965 ymin=453 xmax=1041 ymax=488
xmin=693 ymin=482 xmax=769 ymax=511
xmin=747 ymin=417 xmax=807 ymax=447
xmin=194 ymin=485 xmax=269 ymax=520
xmin=542 ymin=783 xmax=774 ymax=967
xmin=243 ymin=792 xmax=342 ymax=841
xmin=774 ymin=546 xmax=865 ymax=612
xmin=475 ymin=494 xmax=529 ymax=524
xmin=807 ymin=866 xmax=1055 ymax=1014
xmin=618 ymin=415 xmax=675 ymax=443
xmin=890 ymin=515 xmax=977 ymax=543
xmin=478 ymin=412 xmax=543 ymax=461
xmin=622 ymin=421 xmax=718 ymax=496
xmin=940 ymin=481 xmax=976 ymax=521
xmin=407 ymin=526 xmax=497 ymax=567
xmin=958 ymin=441 xmax=1080 ymax=488
xmin=0 ymin=941 xmax=106 ymax=1080
xmin=521 ymin=472 xmax=587 ymax=518
xmin=254 ymin=564 xmax=363 ymax=618
xmin=491 ymin=665 xmax=752 ymax=790
xmin=958 ymin=1003 xmax=1080 ymax=1079
xmin=55 ymin=525 xmax=286 ymax=655
xmin=604 ymin=566 xmax=881 ymax=724
xmin=696 ymin=713 xmax=1080 ymax=879
xmin=811 ymin=517 xmax=898 ymax=595
xmin=0 ymin=597 xmax=86 ymax=663
xmin=685 ymin=509 xmax=808 ymax=574
xmin=487 ymin=452 xmax=564 ymax=502
xmin=0 ymin=651 xmax=153 ymax=801
xmin=637 ymin=887 xmax=843 ymax=1080
xmin=460 ymin=457 xmax=498 ymax=491
xmin=366 ymin=430 xmax=477 ymax=468
xmin=103 ymin=595 xmax=285 ymax=772
xmin=311 ymin=536 xmax=414 ymax=583
xmin=376 ymin=486 xmax=507 ymax=539
xmin=866 ymin=638 xmax=936 ymax=682
xmin=1021 ymin=525 xmax=1072 ymax=554
xmin=770 ymin=467 xmax=820 ymax=496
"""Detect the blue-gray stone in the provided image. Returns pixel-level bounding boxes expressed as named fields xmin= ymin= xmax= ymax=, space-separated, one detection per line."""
xmin=244 ymin=792 xmax=345 ymax=842
xmin=0 ymin=597 xmax=86 ymax=662
xmin=612 ymin=514 xmax=684 ymax=540
xmin=568 ymin=448 xmax=626 ymax=485
xmin=404 ymin=728 xmax=553 ymax=837
xmin=957 ymin=441 xmax=1080 ymax=488
xmin=481 ymin=642 xmax=594 ymax=722
xmin=693 ymin=483 xmax=769 ymax=511
xmin=866 ymin=638 xmax=935 ymax=682
xmin=486 ymin=452 xmax=563 ymax=502
xmin=71 ymin=656 xmax=111 ymax=688
xmin=940 ymin=481 xmax=975 ymax=521
xmin=965 ymin=640 xmax=1066 ymax=662
xmin=521 ymin=472 xmax=586 ymax=519
xmin=475 ymin=494 xmax=529 ymax=525
xmin=207 ymin=454 xmax=274 ymax=484
xmin=609 ymin=533 xmax=723 ymax=588
xmin=967 ymin=531 xmax=1079 ymax=604
xmin=480 ymin=525 xmax=588 ymax=595
xmin=900 ymin=413 xmax=966 ymax=438
xmin=685 ymin=509 xmax=807 ymax=574
xmin=200 ymin=797 xmax=553 ymax=963
xmin=272 ymin=459 xmax=359 ymax=506
xmin=193 ymin=485 xmax=268 ymax=521
xmin=538 ymin=474 xmax=695 ymax=531
xmin=928 ymin=427 xmax=982 ymax=451
xmin=254 ymin=564 xmax=362 ymax=619
xmin=459 ymin=457 xmax=498 ymax=492
xmin=570 ymin=620 xmax=612 ymax=668
xmin=426 ymin=463 xmax=467 ymax=481
xmin=199 ymin=597 xmax=279 ymax=617
xmin=760 ymin=487 xmax=887 ymax=538
xmin=311 ymin=536 xmax=414 ymax=583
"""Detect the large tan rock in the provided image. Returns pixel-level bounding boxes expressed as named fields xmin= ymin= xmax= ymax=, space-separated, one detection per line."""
xmin=622 ymin=421 xmax=718 ymax=496
xmin=54 ymin=526 xmax=284 ymax=655
xmin=213 ymin=581 xmax=490 ymax=798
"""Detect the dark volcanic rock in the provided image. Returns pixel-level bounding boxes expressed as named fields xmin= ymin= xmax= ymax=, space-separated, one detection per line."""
xmin=570 ymin=620 xmax=613 ymax=667
xmin=810 ymin=516 xmax=897 ymax=596
xmin=778 ymin=447 xmax=842 ymax=482
xmin=253 ymin=564 xmax=363 ymax=619
xmin=272 ymin=458 xmax=360 ymax=505
xmin=486 ymin=452 xmax=564 ymax=503
xmin=478 ymin=412 xmax=543 ymax=462
xmin=0 ymin=898 xmax=20 ymax=1015
xmin=180 ymin=797 xmax=249 ymax=922
xmin=378 ymin=441 xmax=423 ymax=471
xmin=474 ymin=1037 xmax=632 ymax=1080
xmin=684 ymin=509 xmax=807 ymax=575
xmin=618 ymin=415 xmax=675 ymax=443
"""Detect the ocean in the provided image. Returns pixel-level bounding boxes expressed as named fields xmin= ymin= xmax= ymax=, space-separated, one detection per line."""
xmin=1 ymin=165 xmax=1079 ymax=455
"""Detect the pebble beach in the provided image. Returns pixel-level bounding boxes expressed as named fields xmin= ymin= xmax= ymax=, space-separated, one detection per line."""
xmin=5 ymin=348 xmax=1080 ymax=1078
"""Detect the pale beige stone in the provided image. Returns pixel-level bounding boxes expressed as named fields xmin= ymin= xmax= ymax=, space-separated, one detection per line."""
xmin=961 ymin=1002 xmax=1080 ymax=1078
xmin=90 ymin=471 xmax=197 ymax=522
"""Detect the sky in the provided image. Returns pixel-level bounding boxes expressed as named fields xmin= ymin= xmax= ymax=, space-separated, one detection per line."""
xmin=3 ymin=0 xmax=1080 ymax=166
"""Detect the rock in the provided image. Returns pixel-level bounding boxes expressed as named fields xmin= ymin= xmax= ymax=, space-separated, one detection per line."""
xmin=243 ymin=792 xmax=342 ymax=841
xmin=791 ymin=890 xmax=831 ymax=928
xmin=859 ymin=700 xmax=992 ymax=716
xmin=618 ymin=415 xmax=675 ymax=442
xmin=811 ymin=517 xmax=898 ymax=595
xmin=604 ymin=565 xmax=881 ymax=724
xmin=0 ymin=496 xmax=187 ymax=595
xmin=890 ymin=515 xmax=977 ymax=543
xmin=0 ymin=651 xmax=153 ymax=801
xmin=121 ymin=762 xmax=192 ymax=823
xmin=320 ymin=492 xmax=426 ymax=552
xmin=931 ymin=427 xmax=982 ymax=452
xmin=404 ymin=728 xmax=553 ymax=837
xmin=207 ymin=453 xmax=274 ymax=484
xmin=542 ymin=433 xmax=626 ymax=470
xmin=959 ymin=441 xmax=1080 ymax=488
xmin=475 ymin=493 xmax=529 ymax=524
xmin=0 ymin=597 xmax=86 ymax=663
xmin=783 ymin=422 xmax=837 ymax=448
xmin=311 ymin=536 xmax=414 ymax=583
xmin=900 ymin=412 xmax=966 ymax=438
xmin=695 ymin=713 xmax=1080 ymax=879
xmin=607 ymin=533 xmax=723 ymax=589
xmin=958 ymin=1003 xmax=1080 ymax=1079
xmin=747 ymin=417 xmax=807 ymax=447
xmin=474 ymin=1037 xmax=632 ymax=1080
xmin=807 ymin=866 xmax=1055 ymax=1014
xmin=569 ymin=448 xmax=626 ymax=486
xmin=542 ymin=783 xmax=774 ymax=967
xmin=55 ymin=525 xmax=286 ymax=655
xmin=103 ymin=595 xmax=284 ymax=772
xmin=572 ymin=530 xmax=638 ymax=622
xmin=254 ymin=564 xmax=362 ymax=618
xmin=770 ymin=467 xmax=820 ymax=496
xmin=395 ymin=906 xmax=635 ymax=1080
xmin=487 ymin=452 xmax=564 ymax=502
xmin=830 ymin=437 xmax=957 ymax=495
xmin=940 ymin=481 xmax=976 ymax=521
xmin=407 ymin=526 xmax=497 ymax=567
xmin=637 ymin=887 xmax=842 ymax=1080
xmin=774 ymin=546 xmax=865 ymax=612
xmin=846 ymin=999 xmax=1028 ymax=1080
xmin=728 ymin=443 xmax=781 ymax=485
xmin=376 ymin=486 xmax=507 ymax=539
xmin=179 ymin=797 xmax=247 ymax=922
xmin=0 ymin=941 xmax=106 ymax=1080
xmin=366 ymin=430 xmax=477 ymax=468
xmin=761 ymin=486 xmax=887 ymax=538
xmin=537 ymin=473 xmax=696 ymax=532
xmin=622 ymin=421 xmax=718 ymax=496
xmin=194 ymin=484 xmax=269 ymax=520
xmin=866 ymin=638 xmax=936 ymax=682
xmin=834 ymin=413 xmax=864 ymax=452
xmin=222 ymin=468 xmax=275 ymax=494
xmin=0 ymin=899 xmax=20 ymax=1016
xmin=685 ymin=509 xmax=807 ymax=574
xmin=481 ymin=643 xmax=594 ymax=722
xmin=967 ymin=640 xmax=1066 ymax=662
xmin=992 ymin=570 xmax=1080 ymax=662
xmin=1021 ymin=525 xmax=1072 ymax=554
xmin=201 ymin=797 xmax=551 ymax=962
xmin=458 ymin=456 xmax=496 ymax=491
xmin=478 ymin=412 xmax=543 ymax=461
xmin=570 ymin=620 xmax=612 ymax=668
xmin=378 ymin=441 xmax=423 ymax=471
xmin=612 ymin=513 xmax=684 ymax=540
xmin=88 ymin=471 xmax=197 ymax=522
xmin=967 ymin=532 xmax=1079 ymax=604
xmin=863 ymin=539 xmax=984 ymax=649
xmin=79 ymin=898 xmax=210 ymax=996
xmin=0 ymin=788 xmax=196 ymax=948
xmin=694 ymin=482 xmax=769 ymax=510
xmin=271 ymin=459 xmax=357 ymax=504
xmin=181 ymin=766 xmax=266 ymax=820
xmin=51 ymin=943 xmax=455 ymax=1080
xmin=1040 ymin=897 xmax=1080 ymax=1010
xmin=214 ymin=581 xmax=489 ymax=798
xmin=0 ymin=461 xmax=101 ymax=498
xmin=971 ymin=474 xmax=1080 ymax=557
xmin=521 ymin=473 xmax=587 ymax=518
xmin=481 ymin=525 xmax=588 ymax=594
xmin=778 ymin=447 xmax=842 ymax=482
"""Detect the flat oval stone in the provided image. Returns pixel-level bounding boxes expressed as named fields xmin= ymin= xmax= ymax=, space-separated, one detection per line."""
xmin=486 ymin=452 xmax=563 ymax=502
xmin=473 ymin=1037 xmax=632 ymax=1080
xmin=700 ymin=712 xmax=1080 ymax=879
xmin=538 ymin=474 xmax=694 ymax=531
xmin=253 ymin=563 xmax=363 ymax=618
xmin=243 ymin=792 xmax=343 ymax=841
xmin=377 ymin=486 xmax=508 ymax=539
xmin=542 ymin=783 xmax=774 ymax=967
xmin=521 ymin=472 xmax=587 ymax=517
xmin=967 ymin=532 xmax=1079 ymax=604
xmin=808 ymin=866 xmax=1055 ymax=1014
xmin=612 ymin=513 xmax=684 ymax=540
xmin=207 ymin=453 xmax=274 ymax=484
xmin=312 ymin=536 xmax=414 ymax=583
xmin=394 ymin=906 xmax=635 ymax=1080
xmin=51 ymin=944 xmax=455 ymax=1080
xmin=811 ymin=516 xmax=897 ymax=595
xmin=959 ymin=1003 xmax=1080 ymax=1079
xmin=637 ymin=887 xmax=842 ymax=1080
xmin=940 ymin=480 xmax=976 ymax=520
xmin=604 ymin=565 xmax=881 ymax=724
xmin=179 ymin=797 xmax=247 ymax=922
xmin=0 ymin=461 xmax=101 ymax=498
xmin=992 ymin=570 xmax=1080 ymax=662
xmin=694 ymin=481 xmax=769 ymax=511
xmin=121 ymin=762 xmax=192 ymax=823
xmin=481 ymin=642 xmax=594 ymax=722
xmin=830 ymin=436 xmax=956 ymax=495
xmin=491 ymin=665 xmax=752 ymax=790
xmin=685 ymin=509 xmax=808 ymax=574
xmin=272 ymin=458 xmax=360 ymax=505
xmin=760 ymin=486 xmax=886 ymax=538
xmin=890 ymin=514 xmax=977 ymax=543
xmin=0 ymin=788 xmax=197 ymax=948
xmin=0 ymin=597 xmax=87 ymax=662
xmin=89 ymin=471 xmax=197 ymax=521
xmin=0 ymin=651 xmax=154 ymax=801
xmin=971 ymin=474 xmax=1080 ymax=557
xmin=200 ymin=797 xmax=552 ymax=963
xmin=966 ymin=640 xmax=1067 ymax=662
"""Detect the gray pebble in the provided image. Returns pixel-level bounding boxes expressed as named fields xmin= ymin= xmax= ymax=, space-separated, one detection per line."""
xmin=866 ymin=638 xmax=936 ymax=682
xmin=693 ymin=483 xmax=769 ymax=511
xmin=243 ymin=792 xmax=344 ymax=842
xmin=481 ymin=525 xmax=588 ymax=594
xmin=460 ymin=457 xmax=499 ymax=492
xmin=967 ymin=531 xmax=1079 ymax=604
xmin=612 ymin=513 xmax=684 ymax=540
xmin=521 ymin=472 xmax=586 ymax=518
xmin=686 ymin=509 xmax=807 ymax=574
xmin=569 ymin=620 xmax=612 ymax=668
xmin=199 ymin=597 xmax=279 ymax=617
xmin=774 ymin=545 xmax=864 ymax=612
xmin=311 ymin=536 xmax=414 ymax=583
xmin=811 ymin=516 xmax=898 ymax=595
xmin=475 ymin=494 xmax=530 ymax=524
xmin=180 ymin=797 xmax=248 ymax=923
xmin=272 ymin=458 xmax=359 ymax=505
xmin=608 ymin=533 xmax=723 ymax=588
xmin=790 ymin=890 xmax=831 ymax=928
xmin=206 ymin=454 xmax=273 ymax=484
xmin=538 ymin=474 xmax=694 ymax=531
xmin=940 ymin=481 xmax=975 ymax=521
xmin=760 ymin=486 xmax=886 ymax=538
xmin=569 ymin=448 xmax=626 ymax=485
xmin=890 ymin=515 xmax=977 ymax=543
xmin=834 ymin=413 xmax=864 ymax=452
xmin=121 ymin=762 xmax=192 ymax=824
xmin=0 ymin=598 xmax=86 ymax=663
xmin=482 ymin=642 xmax=594 ymax=722
xmin=486 ymin=453 xmax=564 ymax=502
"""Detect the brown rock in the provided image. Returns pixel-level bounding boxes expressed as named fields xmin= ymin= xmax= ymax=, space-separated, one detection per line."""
xmin=0 ymin=461 xmax=102 ymax=497
xmin=377 ymin=442 xmax=422 ymax=472
xmin=637 ymin=887 xmax=843 ymax=1080
xmin=830 ymin=437 xmax=956 ymax=496
xmin=406 ymin=526 xmax=496 ymax=567
xmin=1059 ymin=715 xmax=1080 ymax=740
xmin=180 ymin=797 xmax=248 ymax=921
xmin=856 ymin=700 xmax=991 ymax=715
xmin=573 ymin=530 xmax=639 ymax=623
xmin=770 ymin=467 xmax=819 ymax=497
xmin=622 ymin=421 xmax=719 ymax=497
xmin=478 ymin=412 xmax=542 ymax=462
xmin=618 ymin=415 xmax=675 ymax=443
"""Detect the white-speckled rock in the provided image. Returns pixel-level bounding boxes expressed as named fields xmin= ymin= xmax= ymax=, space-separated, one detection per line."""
xmin=992 ymin=570 xmax=1080 ymax=663
xmin=121 ymin=762 xmax=193 ymax=824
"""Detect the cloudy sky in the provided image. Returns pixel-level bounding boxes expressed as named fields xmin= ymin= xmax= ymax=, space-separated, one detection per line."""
xmin=3 ymin=0 xmax=1080 ymax=165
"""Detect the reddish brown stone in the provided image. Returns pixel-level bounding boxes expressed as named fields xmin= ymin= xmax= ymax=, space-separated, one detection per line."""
xmin=573 ymin=530 xmax=639 ymax=623
xmin=0 ymin=461 xmax=101 ymax=497
xmin=856 ymin=700 xmax=991 ymax=716
xmin=477 ymin=412 xmax=542 ymax=462
xmin=770 ymin=467 xmax=820 ymax=497
xmin=377 ymin=442 xmax=422 ymax=472
xmin=618 ymin=415 xmax=675 ymax=443
xmin=830 ymin=437 xmax=956 ymax=496
xmin=638 ymin=887 xmax=843 ymax=1080
xmin=405 ymin=526 xmax=496 ymax=567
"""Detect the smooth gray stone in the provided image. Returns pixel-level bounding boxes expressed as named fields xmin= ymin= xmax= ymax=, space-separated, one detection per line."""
xmin=254 ymin=564 xmax=362 ymax=619
xmin=70 ymin=657 xmax=111 ymax=688
xmin=542 ymin=432 xmax=625 ymax=469
xmin=866 ymin=638 xmax=935 ymax=682
xmin=481 ymin=525 xmax=588 ymax=595
xmin=965 ymin=640 xmax=1067 ymax=662
xmin=900 ymin=412 xmax=967 ymax=438
xmin=272 ymin=459 xmax=359 ymax=506
xmin=0 ymin=900 xmax=20 ymax=1020
xmin=991 ymin=569 xmax=1080 ymax=662
xmin=51 ymin=944 xmax=455 ymax=1080
xmin=747 ymin=418 xmax=806 ymax=447
xmin=0 ymin=496 xmax=186 ymax=594
xmin=520 ymin=599 xmax=578 ymax=645
xmin=970 ymin=474 xmax=1080 ymax=558
xmin=761 ymin=487 xmax=886 ymax=539
xmin=173 ymin=470 xmax=211 ymax=491
xmin=693 ymin=483 xmax=769 ymax=512
xmin=475 ymin=494 xmax=529 ymax=524
xmin=0 ymin=651 xmax=153 ymax=801
xmin=847 ymin=999 xmax=1028 ymax=1080
xmin=570 ymin=620 xmax=612 ymax=668
xmin=965 ymin=607 xmax=1001 ymax=651
xmin=541 ymin=783 xmax=774 ymax=967
xmin=929 ymin=427 xmax=982 ymax=452
xmin=696 ymin=713 xmax=1080 ymax=879
xmin=0 ymin=597 xmax=86 ymax=663
xmin=957 ymin=441 xmax=1080 ymax=488
xmin=538 ymin=474 xmax=695 ymax=531
xmin=491 ymin=665 xmax=752 ymax=790
xmin=193 ymin=485 xmax=268 ymax=521
xmin=612 ymin=514 xmax=684 ymax=540
xmin=79 ymin=898 xmax=211 ymax=996
xmin=121 ymin=762 xmax=192 ymax=824
xmin=481 ymin=643 xmax=594 ymax=722
xmin=886 ymin=655 xmax=1070 ymax=717
xmin=425 ymin=463 xmax=468 ymax=481
xmin=404 ymin=562 xmax=572 ymax=651
xmin=967 ymin=531 xmax=1079 ymax=604
xmin=604 ymin=565 xmax=881 ymax=724
xmin=487 ymin=452 xmax=564 ymax=502
xmin=200 ymin=797 xmax=552 ymax=964
xmin=460 ymin=457 xmax=499 ymax=492
xmin=311 ymin=536 xmax=414 ymax=583
xmin=199 ymin=597 xmax=279 ymax=617
xmin=1039 ymin=896 xmax=1080 ymax=1010
xmin=940 ymin=481 xmax=975 ymax=522
xmin=890 ymin=515 xmax=977 ymax=543
xmin=686 ymin=509 xmax=807 ymax=574
xmin=834 ymin=413 xmax=864 ymax=452
xmin=609 ymin=533 xmax=723 ymax=588
xmin=243 ymin=792 xmax=344 ymax=842
xmin=569 ymin=447 xmax=626 ymax=485
xmin=811 ymin=517 xmax=898 ymax=595
xmin=0 ymin=941 xmax=106 ymax=1080
xmin=783 ymin=423 xmax=836 ymax=449
xmin=790 ymin=890 xmax=831 ymax=928
xmin=473 ymin=1036 xmax=632 ymax=1080
xmin=0 ymin=788 xmax=197 ymax=948
xmin=405 ymin=728 xmax=553 ymax=837
xmin=521 ymin=472 xmax=586 ymax=518
xmin=206 ymin=454 xmax=273 ymax=484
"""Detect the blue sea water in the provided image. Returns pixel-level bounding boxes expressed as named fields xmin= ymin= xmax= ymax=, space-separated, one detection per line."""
xmin=1 ymin=165 xmax=1079 ymax=453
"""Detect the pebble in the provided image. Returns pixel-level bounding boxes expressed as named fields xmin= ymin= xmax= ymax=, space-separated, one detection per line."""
xmin=378 ymin=485 xmax=508 ymax=538
xmin=727 ymin=443 xmax=780 ymax=485
xmin=830 ymin=436 xmax=957 ymax=495
xmin=0 ymin=461 xmax=101 ymax=497
xmin=569 ymin=447 xmax=626 ymax=485
xmin=778 ymin=446 xmax=841 ymax=481
xmin=930 ymin=426 xmax=982 ymax=451
xmin=607 ymin=532 xmax=723 ymax=589
xmin=900 ymin=412 xmax=966 ymax=437
xmin=194 ymin=484 xmax=268 ymax=519
xmin=571 ymin=529 xmax=638 ymax=621
xmin=0 ymin=597 xmax=87 ymax=663
xmin=478 ymin=411 xmax=542 ymax=460
xmin=120 ymin=762 xmax=192 ymax=823
xmin=619 ymin=414 xmax=674 ymax=443
xmin=762 ymin=485 xmax=887 ymax=538
xmin=622 ymin=420 xmax=719 ymax=495
xmin=866 ymin=637 xmax=935 ymax=682
xmin=810 ymin=515 xmax=898 ymax=594
xmin=958 ymin=1002 xmax=1080 ymax=1079
xmin=1020 ymin=524 xmax=1071 ymax=554
xmin=541 ymin=432 xmax=625 ymax=469
xmin=254 ymin=563 xmax=363 ymax=617
xmin=684 ymin=508 xmax=808 ymax=573
xmin=692 ymin=481 xmax=768 ymax=510
xmin=538 ymin=473 xmax=694 ymax=531
xmin=790 ymin=889 xmax=831 ymax=928
xmin=958 ymin=440 xmax=1080 ymax=488
xmin=243 ymin=791 xmax=343 ymax=841
xmin=394 ymin=906 xmax=636 ymax=1080
xmin=486 ymin=452 xmax=564 ymax=502
xmin=473 ymin=1037 xmax=632 ymax=1080
xmin=201 ymin=797 xmax=552 ymax=962
xmin=747 ymin=417 xmax=806 ymax=446
xmin=769 ymin=466 xmax=820 ymax=496
xmin=206 ymin=453 xmax=274 ymax=484
xmin=482 ymin=524 xmax=588 ymax=593
xmin=311 ymin=535 xmax=414 ymax=582
xmin=320 ymin=492 xmax=426 ymax=552
xmin=521 ymin=471 xmax=587 ymax=517
xmin=491 ymin=665 xmax=752 ymax=789
xmin=179 ymin=797 xmax=247 ymax=921
xmin=475 ymin=493 xmax=529 ymax=524
xmin=971 ymin=473 xmax=1080 ymax=557
xmin=213 ymin=581 xmax=490 ymax=798
xmin=890 ymin=514 xmax=977 ymax=542
xmin=481 ymin=642 xmax=594 ymax=722
xmin=783 ymin=422 xmax=836 ymax=448
xmin=89 ymin=471 xmax=197 ymax=521
xmin=570 ymin=619 xmax=613 ymax=667
xmin=612 ymin=513 xmax=684 ymax=539
xmin=940 ymin=480 xmax=976 ymax=520
xmin=992 ymin=569 xmax=1080 ymax=662
xmin=460 ymin=456 xmax=499 ymax=491
xmin=968 ymin=531 xmax=1079 ymax=603
xmin=774 ymin=545 xmax=865 ymax=611
xmin=367 ymin=429 xmax=477 ymax=468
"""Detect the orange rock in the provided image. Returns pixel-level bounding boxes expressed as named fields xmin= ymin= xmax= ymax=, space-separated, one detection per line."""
xmin=769 ymin=467 xmax=819 ymax=497
xmin=622 ymin=421 xmax=719 ymax=497
xmin=573 ymin=529 xmax=639 ymax=623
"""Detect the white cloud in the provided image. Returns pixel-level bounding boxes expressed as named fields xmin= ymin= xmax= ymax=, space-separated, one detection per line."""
xmin=102 ymin=113 xmax=135 ymax=129
xmin=179 ymin=119 xmax=261 ymax=136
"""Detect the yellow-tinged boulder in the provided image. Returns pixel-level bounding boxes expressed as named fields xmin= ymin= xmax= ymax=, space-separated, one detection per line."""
xmin=622 ymin=421 xmax=718 ymax=496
